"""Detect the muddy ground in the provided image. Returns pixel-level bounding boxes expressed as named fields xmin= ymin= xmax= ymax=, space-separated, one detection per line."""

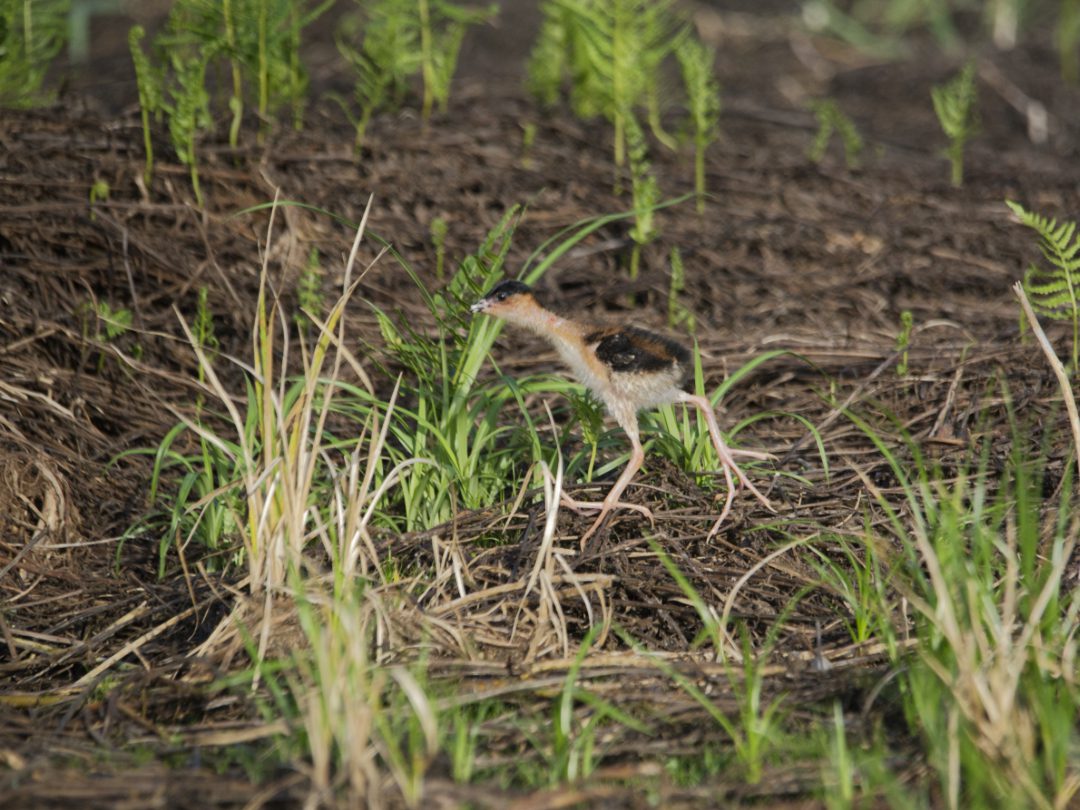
xmin=2 ymin=1 xmax=1080 ymax=807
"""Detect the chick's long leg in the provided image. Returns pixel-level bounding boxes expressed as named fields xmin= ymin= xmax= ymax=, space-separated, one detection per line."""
xmin=562 ymin=420 xmax=653 ymax=547
xmin=676 ymin=392 xmax=774 ymax=538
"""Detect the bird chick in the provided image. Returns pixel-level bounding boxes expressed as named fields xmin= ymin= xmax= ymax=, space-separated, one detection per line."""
xmin=471 ymin=279 xmax=772 ymax=544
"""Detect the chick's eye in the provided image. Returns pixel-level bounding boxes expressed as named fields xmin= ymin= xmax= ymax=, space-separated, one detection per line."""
xmin=496 ymin=292 xmax=507 ymax=301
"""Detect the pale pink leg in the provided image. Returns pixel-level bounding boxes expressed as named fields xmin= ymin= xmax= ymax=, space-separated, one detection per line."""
xmin=676 ymin=392 xmax=774 ymax=538
xmin=570 ymin=426 xmax=653 ymax=547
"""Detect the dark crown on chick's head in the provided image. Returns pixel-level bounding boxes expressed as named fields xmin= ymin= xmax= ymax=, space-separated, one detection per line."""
xmin=471 ymin=279 xmax=534 ymax=312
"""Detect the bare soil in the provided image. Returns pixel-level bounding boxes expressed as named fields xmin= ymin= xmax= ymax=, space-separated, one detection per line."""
xmin=2 ymin=2 xmax=1080 ymax=807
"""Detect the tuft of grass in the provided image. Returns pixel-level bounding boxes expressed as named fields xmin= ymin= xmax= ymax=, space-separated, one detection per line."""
xmin=123 ymin=196 xmax=423 ymax=592
xmin=848 ymin=400 xmax=1080 ymax=808
xmin=617 ymin=570 xmax=796 ymax=785
xmin=336 ymin=206 xmax=547 ymax=531
xmin=650 ymin=346 xmax=817 ymax=496
xmin=802 ymin=534 xmax=896 ymax=648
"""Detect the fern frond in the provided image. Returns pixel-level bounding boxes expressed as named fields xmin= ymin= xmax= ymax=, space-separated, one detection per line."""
xmin=1009 ymin=200 xmax=1080 ymax=369
xmin=1023 ymin=272 xmax=1077 ymax=318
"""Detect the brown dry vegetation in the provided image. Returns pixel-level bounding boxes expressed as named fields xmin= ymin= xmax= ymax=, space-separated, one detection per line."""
xmin=2 ymin=1 xmax=1080 ymax=807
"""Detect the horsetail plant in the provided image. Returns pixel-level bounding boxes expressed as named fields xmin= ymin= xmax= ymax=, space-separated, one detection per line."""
xmin=641 ymin=18 xmax=686 ymax=151
xmin=167 ymin=51 xmax=212 ymax=207
xmin=141 ymin=0 xmax=330 ymax=154
xmin=220 ymin=0 xmax=245 ymax=146
xmin=0 ymin=0 xmax=68 ymax=107
xmin=667 ymin=247 xmax=696 ymax=334
xmin=1059 ymin=0 xmax=1080 ymax=84
xmin=676 ymin=37 xmax=721 ymax=214
xmin=337 ymin=0 xmax=421 ymax=152
xmin=626 ymin=115 xmax=660 ymax=284
xmin=129 ymin=26 xmax=169 ymax=188
xmin=1007 ymin=200 xmax=1080 ymax=371
xmin=895 ymin=309 xmax=914 ymax=376
xmin=431 ymin=216 xmax=449 ymax=281
xmin=527 ymin=0 xmax=570 ymax=106
xmin=418 ymin=0 xmax=497 ymax=121
xmin=338 ymin=0 xmax=494 ymax=151
xmin=931 ymin=62 xmax=978 ymax=187
xmin=536 ymin=0 xmax=681 ymax=174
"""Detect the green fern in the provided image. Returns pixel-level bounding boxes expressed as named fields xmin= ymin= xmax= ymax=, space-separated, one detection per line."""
xmin=1007 ymin=200 xmax=1080 ymax=371
xmin=931 ymin=62 xmax=978 ymax=187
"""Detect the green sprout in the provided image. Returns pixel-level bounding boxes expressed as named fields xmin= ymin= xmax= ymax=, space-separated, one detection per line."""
xmin=931 ymin=62 xmax=978 ymax=187
xmin=1059 ymin=0 xmax=1080 ymax=84
xmin=520 ymin=121 xmax=538 ymax=168
xmin=676 ymin=37 xmax=721 ymax=214
xmin=568 ymin=390 xmax=605 ymax=481
xmin=808 ymin=98 xmax=863 ymax=169
xmin=430 ymin=216 xmax=449 ymax=282
xmin=295 ymin=247 xmax=324 ymax=333
xmin=626 ymin=115 xmax=660 ymax=284
xmin=129 ymin=26 xmax=163 ymax=188
xmin=896 ymin=309 xmax=914 ymax=375
xmin=88 ymin=179 xmax=110 ymax=221
xmin=667 ymin=247 xmax=696 ymax=334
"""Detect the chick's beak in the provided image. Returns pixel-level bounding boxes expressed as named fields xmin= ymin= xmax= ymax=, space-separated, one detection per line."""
xmin=470 ymin=298 xmax=489 ymax=315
